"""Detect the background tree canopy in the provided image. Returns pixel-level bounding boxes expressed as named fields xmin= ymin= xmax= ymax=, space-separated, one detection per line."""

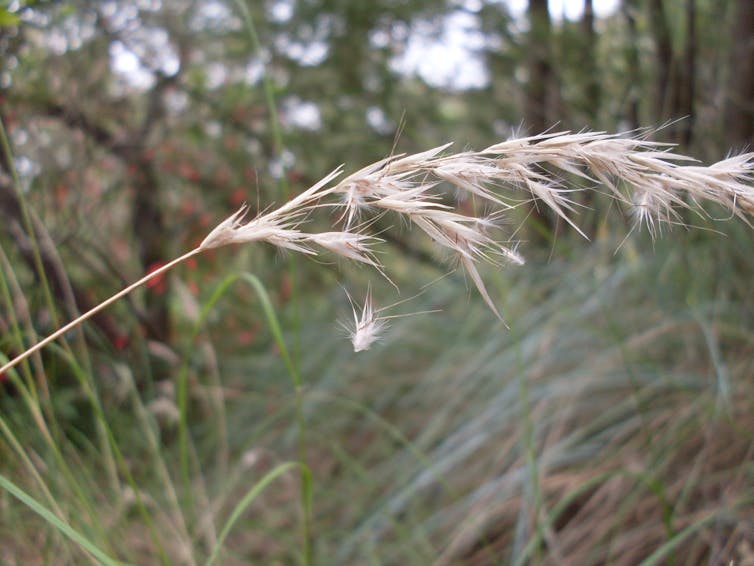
xmin=0 ymin=1 xmax=752 ymax=564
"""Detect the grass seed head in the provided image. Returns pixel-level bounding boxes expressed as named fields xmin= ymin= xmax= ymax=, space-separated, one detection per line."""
xmin=307 ymin=231 xmax=383 ymax=267
xmin=199 ymin=130 xmax=754 ymax=323
xmin=345 ymin=288 xmax=386 ymax=352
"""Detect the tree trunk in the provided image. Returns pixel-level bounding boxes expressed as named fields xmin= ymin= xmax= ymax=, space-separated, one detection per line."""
xmin=622 ymin=0 xmax=641 ymax=129
xmin=525 ymin=0 xmax=557 ymax=238
xmin=525 ymin=0 xmax=553 ymax=135
xmin=675 ymin=0 xmax=696 ymax=147
xmin=648 ymin=0 xmax=673 ymax=122
xmin=130 ymin=152 xmax=170 ymax=343
xmin=581 ymin=0 xmax=601 ymax=126
xmin=664 ymin=0 xmax=696 ymax=147
xmin=724 ymin=0 xmax=754 ymax=149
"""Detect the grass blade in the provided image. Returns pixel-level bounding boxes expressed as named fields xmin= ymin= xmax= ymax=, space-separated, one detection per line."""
xmin=0 ymin=472 xmax=128 ymax=566
xmin=205 ymin=462 xmax=305 ymax=566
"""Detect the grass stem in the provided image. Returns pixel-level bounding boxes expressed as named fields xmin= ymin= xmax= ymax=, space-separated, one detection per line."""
xmin=0 ymin=248 xmax=202 ymax=377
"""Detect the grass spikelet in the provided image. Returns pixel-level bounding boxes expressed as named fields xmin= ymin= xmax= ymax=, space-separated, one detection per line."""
xmin=2 ymin=128 xmax=753 ymax=375
xmin=341 ymin=287 xmax=441 ymax=352
xmin=306 ymin=231 xmax=383 ymax=267
xmin=343 ymin=287 xmax=386 ymax=352
xmin=459 ymin=254 xmax=504 ymax=323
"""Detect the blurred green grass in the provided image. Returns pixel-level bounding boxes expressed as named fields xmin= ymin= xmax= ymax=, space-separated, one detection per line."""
xmin=4 ymin=218 xmax=751 ymax=564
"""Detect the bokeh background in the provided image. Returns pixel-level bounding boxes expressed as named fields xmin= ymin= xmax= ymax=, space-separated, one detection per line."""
xmin=0 ymin=0 xmax=752 ymax=564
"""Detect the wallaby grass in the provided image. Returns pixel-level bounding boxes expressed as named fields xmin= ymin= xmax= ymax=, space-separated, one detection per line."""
xmin=2 ymin=4 xmax=753 ymax=563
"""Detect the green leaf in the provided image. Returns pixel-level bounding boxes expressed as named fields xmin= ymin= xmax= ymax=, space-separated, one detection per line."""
xmin=240 ymin=273 xmax=301 ymax=388
xmin=205 ymin=462 xmax=303 ymax=566
xmin=0 ymin=9 xmax=20 ymax=27
xmin=0 ymin=472 xmax=128 ymax=566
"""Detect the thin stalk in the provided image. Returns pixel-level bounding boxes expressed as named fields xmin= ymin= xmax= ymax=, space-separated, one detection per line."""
xmin=176 ymin=273 xmax=241 ymax=514
xmin=205 ymin=462 xmax=304 ymax=566
xmin=513 ymin=333 xmax=547 ymax=564
xmin=0 ymin=267 xmax=105 ymax=528
xmin=232 ymin=3 xmax=311 ymax=562
xmin=119 ymin=365 xmax=195 ymax=565
xmin=295 ymin=388 xmax=312 ymax=565
xmin=0 ymin=119 xmax=57 ymax=402
xmin=0 ymin=417 xmax=65 ymax=520
xmin=239 ymin=274 xmax=312 ymax=565
xmin=0 ymin=360 xmax=103 ymax=538
xmin=0 ymin=472 xmax=128 ymax=566
xmin=0 ymin=117 xmax=91 ymax=373
xmin=0 ymin=248 xmax=202 ymax=376
xmin=232 ymin=0 xmax=302 ymax=364
xmin=0 ymin=247 xmax=41 ymax=400
xmin=1 ymin=118 xmax=117 ymax=492
xmin=233 ymin=0 xmax=288 ymax=182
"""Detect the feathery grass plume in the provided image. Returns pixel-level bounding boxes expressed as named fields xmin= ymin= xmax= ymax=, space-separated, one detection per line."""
xmin=431 ymin=152 xmax=521 ymax=208
xmin=335 ymin=159 xmax=426 ymax=229
xmin=2 ymin=128 xmax=753 ymax=376
xmin=343 ymin=287 xmax=385 ymax=352
xmin=305 ymin=232 xmax=383 ymax=267
xmin=192 ymin=131 xmax=754 ymax=326
xmin=201 ymin=206 xmax=316 ymax=254
xmin=200 ymin=167 xmax=344 ymax=250
xmin=341 ymin=287 xmax=441 ymax=352
xmin=675 ymin=153 xmax=754 ymax=218
xmin=479 ymin=130 xmax=754 ymax=235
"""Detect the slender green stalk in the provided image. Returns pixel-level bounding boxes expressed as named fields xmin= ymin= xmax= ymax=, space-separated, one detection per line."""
xmin=0 ymin=473 xmax=129 ymax=566
xmin=513 ymin=332 xmax=547 ymax=564
xmin=231 ymin=0 xmax=303 ymax=364
xmin=177 ymin=273 xmax=240 ymax=512
xmin=240 ymin=274 xmax=311 ymax=564
xmin=1 ymin=241 xmax=119 ymax=497
xmin=173 ymin=269 xmax=313 ymax=559
xmin=0 ymin=245 xmax=202 ymax=551
xmin=206 ymin=462 xmax=305 ymax=566
xmin=0 ymin=119 xmax=64 ymax=339
xmin=232 ymin=0 xmax=289 ymax=192
xmin=0 ymin=416 xmax=65 ymax=523
xmin=0 ymin=117 xmax=92 ymax=379
xmin=227 ymin=5 xmax=311 ymax=559
xmin=1 ymin=350 xmax=103 ymax=532
xmin=0 ymin=247 xmax=40 ymax=400
xmin=1 ymin=267 xmax=171 ymax=561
